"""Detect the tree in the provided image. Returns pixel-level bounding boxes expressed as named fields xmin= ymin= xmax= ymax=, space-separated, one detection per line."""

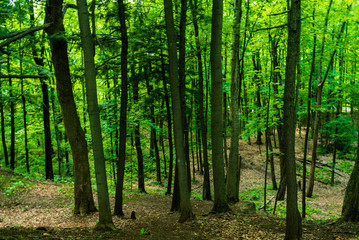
xmin=44 ymin=0 xmax=97 ymax=216
xmin=226 ymin=0 xmax=242 ymax=204
xmin=283 ymin=0 xmax=302 ymax=238
xmin=342 ymin=122 xmax=359 ymax=221
xmin=164 ymin=0 xmax=194 ymax=222
xmin=189 ymin=0 xmax=211 ymax=201
xmin=76 ymin=0 xmax=115 ymax=229
xmin=210 ymin=0 xmax=230 ymax=213
xmin=114 ymin=0 xmax=129 ymax=217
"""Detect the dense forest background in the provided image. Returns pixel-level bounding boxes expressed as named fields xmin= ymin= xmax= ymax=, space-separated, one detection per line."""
xmin=1 ymin=0 xmax=359 ymax=238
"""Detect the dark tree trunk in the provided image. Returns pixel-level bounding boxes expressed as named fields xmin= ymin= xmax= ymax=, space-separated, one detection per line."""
xmin=164 ymin=0 xmax=193 ymax=222
xmin=189 ymin=0 xmax=211 ymax=200
xmin=342 ymin=124 xmax=359 ymax=222
xmin=8 ymin=59 xmax=15 ymax=170
xmin=41 ymin=79 xmax=54 ymax=180
xmin=21 ymin=79 xmax=30 ymax=173
xmin=302 ymin=6 xmax=316 ymax=218
xmin=226 ymin=0 xmax=242 ymax=204
xmin=178 ymin=0 xmax=191 ymax=192
xmin=161 ymin=51 xmax=174 ymax=195
xmin=50 ymin=82 xmax=63 ymax=176
xmin=0 ymin=64 xmax=8 ymax=168
xmin=283 ymin=0 xmax=302 ymax=238
xmin=132 ymin=67 xmax=146 ymax=193
xmin=114 ymin=0 xmax=129 ymax=218
xmin=30 ymin=3 xmax=54 ymax=179
xmin=44 ymin=0 xmax=96 ymax=215
xmin=210 ymin=0 xmax=230 ymax=213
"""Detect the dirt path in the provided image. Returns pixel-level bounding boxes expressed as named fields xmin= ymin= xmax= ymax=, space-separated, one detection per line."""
xmin=1 ymin=167 xmax=358 ymax=239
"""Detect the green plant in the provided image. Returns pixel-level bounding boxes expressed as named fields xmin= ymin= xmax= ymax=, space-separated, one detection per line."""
xmin=139 ymin=228 xmax=150 ymax=236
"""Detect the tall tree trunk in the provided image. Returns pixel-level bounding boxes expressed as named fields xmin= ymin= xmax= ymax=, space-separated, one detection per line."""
xmin=189 ymin=0 xmax=211 ymax=200
xmin=50 ymin=84 xmax=63 ymax=176
xmin=76 ymin=0 xmax=115 ymax=229
xmin=283 ymin=0 xmax=302 ymax=238
xmin=113 ymin=0 xmax=129 ymax=219
xmin=8 ymin=56 xmax=15 ymax=170
xmin=226 ymin=0 xmax=242 ymax=204
xmin=302 ymin=6 xmax=316 ymax=218
xmin=161 ymin=51 xmax=174 ymax=195
xmin=44 ymin=0 xmax=96 ymax=216
xmin=211 ymin=0 xmax=230 ymax=213
xmin=21 ymin=79 xmax=30 ymax=173
xmin=30 ymin=2 xmax=54 ymax=179
xmin=146 ymin=79 xmax=162 ymax=184
xmin=178 ymin=0 xmax=191 ymax=192
xmin=132 ymin=67 xmax=146 ymax=193
xmin=0 ymin=72 xmax=8 ymax=167
xmin=253 ymin=51 xmax=263 ymax=145
xmin=41 ymin=78 xmax=54 ymax=180
xmin=341 ymin=119 xmax=359 ymax=221
xmin=164 ymin=0 xmax=193 ymax=222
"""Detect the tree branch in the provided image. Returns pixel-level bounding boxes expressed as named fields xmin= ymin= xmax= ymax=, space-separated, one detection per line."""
xmin=0 ymin=23 xmax=51 ymax=50
xmin=62 ymin=3 xmax=78 ymax=17
xmin=254 ymin=23 xmax=287 ymax=32
xmin=0 ymin=75 xmax=47 ymax=79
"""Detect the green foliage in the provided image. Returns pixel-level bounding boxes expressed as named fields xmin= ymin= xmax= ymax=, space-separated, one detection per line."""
xmin=321 ymin=114 xmax=356 ymax=154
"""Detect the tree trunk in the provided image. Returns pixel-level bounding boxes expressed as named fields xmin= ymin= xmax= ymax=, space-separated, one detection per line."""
xmin=342 ymin=122 xmax=359 ymax=221
xmin=132 ymin=67 xmax=146 ymax=193
xmin=189 ymin=0 xmax=211 ymax=200
xmin=210 ymin=0 xmax=230 ymax=213
xmin=283 ymin=0 xmax=302 ymax=238
xmin=112 ymin=0 xmax=129 ymax=219
xmin=161 ymin=51 xmax=174 ymax=195
xmin=21 ymin=79 xmax=30 ymax=173
xmin=8 ymin=56 xmax=15 ymax=170
xmin=44 ymin=0 xmax=96 ymax=216
xmin=226 ymin=0 xmax=242 ymax=204
xmin=76 ymin=0 xmax=115 ymax=229
xmin=41 ymin=79 xmax=54 ymax=180
xmin=302 ymin=6 xmax=316 ymax=218
xmin=164 ymin=0 xmax=193 ymax=222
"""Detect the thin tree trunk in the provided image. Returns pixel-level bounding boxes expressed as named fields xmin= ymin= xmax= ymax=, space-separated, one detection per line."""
xmin=161 ymin=51 xmax=174 ymax=196
xmin=302 ymin=5 xmax=316 ymax=218
xmin=50 ymin=82 xmax=63 ymax=176
xmin=114 ymin=0 xmax=129 ymax=219
xmin=132 ymin=66 xmax=146 ymax=193
xmin=164 ymin=0 xmax=193 ymax=222
xmin=189 ymin=0 xmax=211 ymax=200
xmin=0 ymin=73 xmax=8 ymax=167
xmin=8 ymin=55 xmax=15 ymax=170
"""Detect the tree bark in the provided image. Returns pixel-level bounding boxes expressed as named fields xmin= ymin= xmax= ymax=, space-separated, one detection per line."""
xmin=164 ymin=0 xmax=194 ymax=222
xmin=76 ymin=0 xmax=115 ymax=229
xmin=342 ymin=122 xmax=359 ymax=222
xmin=189 ymin=0 xmax=211 ymax=200
xmin=44 ymin=0 xmax=96 ymax=216
xmin=114 ymin=0 xmax=130 ymax=217
xmin=210 ymin=0 xmax=230 ymax=213
xmin=226 ymin=0 xmax=242 ymax=204
xmin=132 ymin=66 xmax=146 ymax=193
xmin=283 ymin=0 xmax=302 ymax=238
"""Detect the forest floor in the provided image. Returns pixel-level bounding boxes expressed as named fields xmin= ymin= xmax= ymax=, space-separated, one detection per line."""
xmin=1 ymin=131 xmax=359 ymax=239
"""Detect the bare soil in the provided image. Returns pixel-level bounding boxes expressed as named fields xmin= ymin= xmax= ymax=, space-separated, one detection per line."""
xmin=0 ymin=133 xmax=358 ymax=239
